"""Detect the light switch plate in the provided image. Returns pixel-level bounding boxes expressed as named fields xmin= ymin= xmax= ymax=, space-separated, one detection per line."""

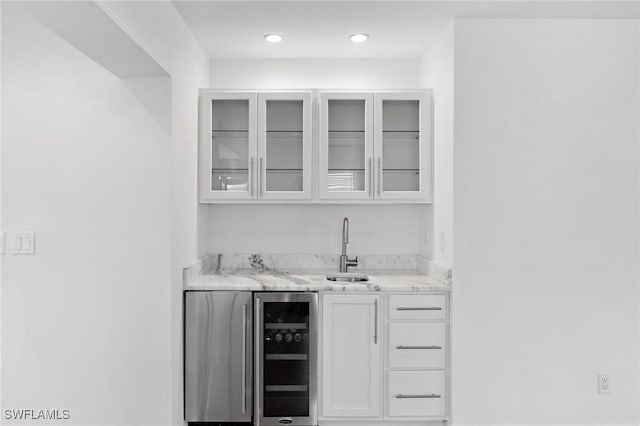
xmin=13 ymin=232 xmax=35 ymax=255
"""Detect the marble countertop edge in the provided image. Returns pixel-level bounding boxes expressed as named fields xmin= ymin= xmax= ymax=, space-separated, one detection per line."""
xmin=183 ymin=253 xmax=452 ymax=292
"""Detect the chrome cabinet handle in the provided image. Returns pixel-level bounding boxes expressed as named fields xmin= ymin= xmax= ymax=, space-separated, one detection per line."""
xmin=396 ymin=307 xmax=442 ymax=311
xmin=395 ymin=393 xmax=441 ymax=399
xmin=396 ymin=345 xmax=442 ymax=350
xmin=241 ymin=304 xmax=247 ymax=413
xmin=259 ymin=157 xmax=264 ymax=196
xmin=254 ymin=297 xmax=261 ymax=426
xmin=368 ymin=157 xmax=373 ymax=196
xmin=250 ymin=157 xmax=255 ymax=197
xmin=377 ymin=157 xmax=382 ymax=196
xmin=373 ymin=299 xmax=378 ymax=344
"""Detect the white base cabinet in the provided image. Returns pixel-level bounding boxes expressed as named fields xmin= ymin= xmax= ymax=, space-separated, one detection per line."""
xmin=320 ymin=294 xmax=382 ymax=418
xmin=320 ymin=292 xmax=449 ymax=424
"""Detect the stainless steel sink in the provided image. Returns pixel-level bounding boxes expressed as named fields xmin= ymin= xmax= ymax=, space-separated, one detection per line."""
xmin=326 ymin=273 xmax=369 ymax=282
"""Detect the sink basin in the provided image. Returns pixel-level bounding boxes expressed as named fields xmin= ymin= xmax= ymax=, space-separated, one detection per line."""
xmin=326 ymin=273 xmax=369 ymax=282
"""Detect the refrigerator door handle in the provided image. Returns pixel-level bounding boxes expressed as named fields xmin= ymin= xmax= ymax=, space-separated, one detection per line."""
xmin=254 ymin=297 xmax=261 ymax=426
xmin=242 ymin=303 xmax=247 ymax=413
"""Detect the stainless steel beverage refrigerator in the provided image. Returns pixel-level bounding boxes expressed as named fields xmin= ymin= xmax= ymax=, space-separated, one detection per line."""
xmin=185 ymin=291 xmax=318 ymax=426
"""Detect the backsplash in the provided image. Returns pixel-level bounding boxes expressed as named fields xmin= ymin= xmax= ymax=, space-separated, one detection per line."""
xmin=205 ymin=253 xmax=425 ymax=272
xmin=200 ymin=204 xmax=433 ymax=256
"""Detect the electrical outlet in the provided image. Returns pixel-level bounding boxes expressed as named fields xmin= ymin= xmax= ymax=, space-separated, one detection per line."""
xmin=598 ymin=372 xmax=611 ymax=394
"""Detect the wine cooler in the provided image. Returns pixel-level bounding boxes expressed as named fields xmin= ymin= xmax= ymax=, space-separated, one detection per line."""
xmin=255 ymin=292 xmax=318 ymax=426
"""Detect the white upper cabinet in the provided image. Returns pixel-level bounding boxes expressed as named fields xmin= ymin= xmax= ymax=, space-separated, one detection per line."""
xmin=199 ymin=91 xmax=257 ymax=202
xmin=374 ymin=92 xmax=432 ymax=201
xmin=318 ymin=90 xmax=432 ymax=202
xmin=257 ymin=92 xmax=312 ymax=200
xmin=319 ymin=92 xmax=374 ymax=200
xmin=199 ymin=89 xmax=432 ymax=203
xmin=199 ymin=90 xmax=312 ymax=202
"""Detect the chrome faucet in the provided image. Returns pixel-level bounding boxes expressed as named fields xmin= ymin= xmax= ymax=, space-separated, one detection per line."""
xmin=339 ymin=217 xmax=358 ymax=272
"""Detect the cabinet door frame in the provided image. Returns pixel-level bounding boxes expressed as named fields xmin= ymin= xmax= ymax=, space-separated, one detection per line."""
xmin=373 ymin=91 xmax=433 ymax=202
xmin=320 ymin=293 xmax=383 ymax=419
xmin=319 ymin=92 xmax=374 ymax=200
xmin=199 ymin=90 xmax=258 ymax=202
xmin=257 ymin=91 xmax=313 ymax=200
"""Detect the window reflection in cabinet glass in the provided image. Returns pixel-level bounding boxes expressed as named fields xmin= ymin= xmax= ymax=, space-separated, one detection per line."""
xmin=382 ymin=100 xmax=420 ymax=192
xmin=327 ymin=100 xmax=366 ymax=192
xmin=266 ymin=100 xmax=304 ymax=192
xmin=211 ymin=100 xmax=249 ymax=191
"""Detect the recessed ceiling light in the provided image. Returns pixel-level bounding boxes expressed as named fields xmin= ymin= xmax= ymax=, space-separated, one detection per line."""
xmin=349 ymin=33 xmax=369 ymax=43
xmin=264 ymin=34 xmax=283 ymax=43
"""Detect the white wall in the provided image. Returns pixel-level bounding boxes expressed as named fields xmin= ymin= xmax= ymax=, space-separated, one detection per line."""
xmin=420 ymin=22 xmax=454 ymax=268
xmin=98 ymin=2 xmax=210 ymax=424
xmin=204 ymin=58 xmax=431 ymax=257
xmin=1 ymin=6 xmax=172 ymax=425
xmin=210 ymin=58 xmax=419 ymax=90
xmin=453 ymin=19 xmax=639 ymax=425
xmin=1 ymin=2 xmax=209 ymax=425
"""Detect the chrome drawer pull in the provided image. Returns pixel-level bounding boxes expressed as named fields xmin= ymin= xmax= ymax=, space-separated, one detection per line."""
xmin=396 ymin=345 xmax=442 ymax=350
xmin=396 ymin=307 xmax=442 ymax=311
xmin=395 ymin=393 xmax=441 ymax=399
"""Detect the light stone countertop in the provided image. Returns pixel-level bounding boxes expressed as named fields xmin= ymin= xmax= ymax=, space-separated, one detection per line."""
xmin=187 ymin=270 xmax=449 ymax=292
xmin=184 ymin=254 xmax=451 ymax=292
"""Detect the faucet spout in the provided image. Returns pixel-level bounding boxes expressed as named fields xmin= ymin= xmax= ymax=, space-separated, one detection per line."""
xmin=342 ymin=217 xmax=349 ymax=256
xmin=339 ymin=217 xmax=358 ymax=273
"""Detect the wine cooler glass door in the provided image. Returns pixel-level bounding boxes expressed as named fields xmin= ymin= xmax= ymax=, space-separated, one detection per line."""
xmin=255 ymin=293 xmax=318 ymax=426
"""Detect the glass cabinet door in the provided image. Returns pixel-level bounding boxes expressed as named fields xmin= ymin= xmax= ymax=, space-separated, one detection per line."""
xmin=257 ymin=92 xmax=312 ymax=200
xmin=319 ymin=92 xmax=374 ymax=200
xmin=199 ymin=91 xmax=257 ymax=201
xmin=374 ymin=92 xmax=432 ymax=201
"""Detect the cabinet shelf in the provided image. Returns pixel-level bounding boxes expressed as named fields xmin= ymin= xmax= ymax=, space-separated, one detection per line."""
xmin=211 ymin=168 xmax=305 ymax=172
xmin=327 ymin=168 xmax=419 ymax=172
xmin=265 ymin=322 xmax=307 ymax=329
xmin=265 ymin=385 xmax=308 ymax=392
xmin=265 ymin=354 xmax=308 ymax=361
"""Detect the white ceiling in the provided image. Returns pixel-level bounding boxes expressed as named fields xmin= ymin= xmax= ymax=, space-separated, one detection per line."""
xmin=172 ymin=1 xmax=639 ymax=59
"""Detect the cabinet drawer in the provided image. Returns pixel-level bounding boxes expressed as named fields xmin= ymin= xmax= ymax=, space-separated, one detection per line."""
xmin=388 ymin=294 xmax=446 ymax=320
xmin=387 ymin=371 xmax=445 ymax=417
xmin=388 ymin=322 xmax=446 ymax=368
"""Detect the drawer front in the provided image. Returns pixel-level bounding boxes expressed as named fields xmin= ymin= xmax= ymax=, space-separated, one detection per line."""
xmin=389 ymin=322 xmax=446 ymax=368
xmin=388 ymin=294 xmax=446 ymax=320
xmin=387 ymin=371 xmax=445 ymax=417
